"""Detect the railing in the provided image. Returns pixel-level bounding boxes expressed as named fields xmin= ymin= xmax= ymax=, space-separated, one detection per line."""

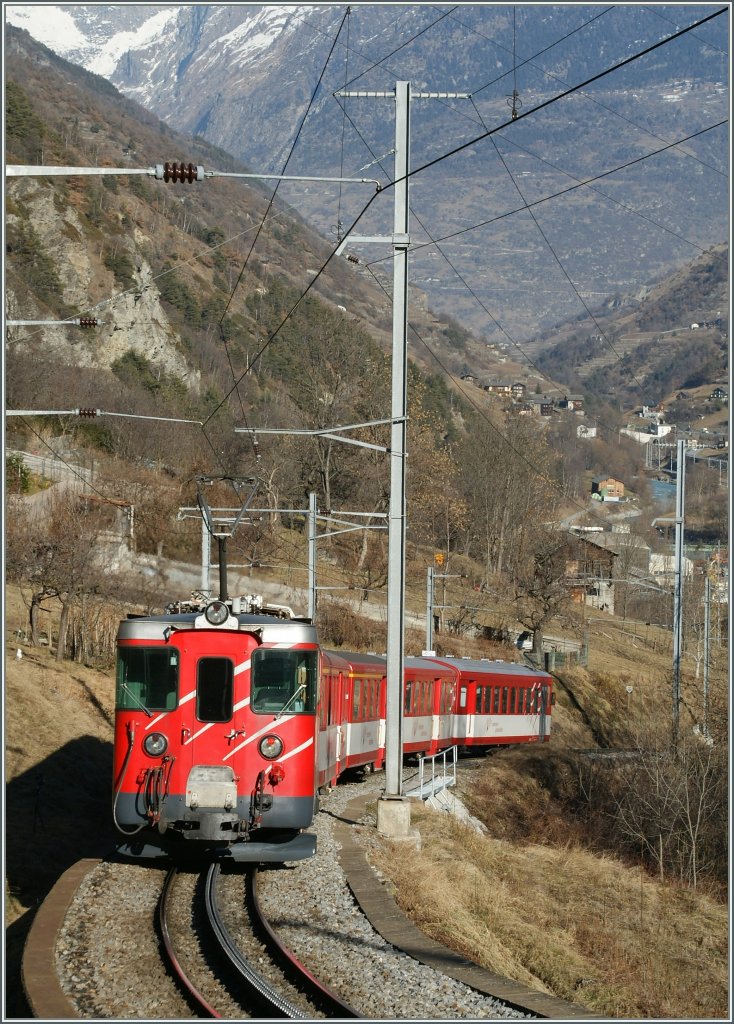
xmin=407 ymin=745 xmax=458 ymax=799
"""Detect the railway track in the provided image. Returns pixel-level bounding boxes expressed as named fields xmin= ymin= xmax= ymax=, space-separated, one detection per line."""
xmin=159 ymin=863 xmax=360 ymax=1018
xmin=23 ymin=781 xmax=599 ymax=1020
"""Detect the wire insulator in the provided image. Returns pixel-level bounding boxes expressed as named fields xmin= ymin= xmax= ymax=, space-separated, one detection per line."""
xmin=347 ymin=254 xmax=360 ymax=264
xmin=166 ymin=161 xmax=199 ymax=183
xmin=78 ymin=317 xmax=98 ymax=328
xmin=78 ymin=408 xmax=98 ymax=418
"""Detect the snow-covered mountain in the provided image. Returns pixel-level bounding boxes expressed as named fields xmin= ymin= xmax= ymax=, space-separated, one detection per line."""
xmin=5 ymin=4 xmax=729 ymax=341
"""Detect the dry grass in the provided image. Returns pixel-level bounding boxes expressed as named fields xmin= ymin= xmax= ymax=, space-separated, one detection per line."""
xmin=371 ymin=804 xmax=728 ymax=1019
xmin=4 ymin=583 xmax=729 ymax=1020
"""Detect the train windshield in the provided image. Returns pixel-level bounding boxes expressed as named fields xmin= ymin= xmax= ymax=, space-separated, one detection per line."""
xmin=251 ymin=648 xmax=317 ymax=715
xmin=116 ymin=646 xmax=178 ymax=712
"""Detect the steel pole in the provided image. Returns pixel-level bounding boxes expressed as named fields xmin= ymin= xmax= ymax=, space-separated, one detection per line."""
xmin=672 ymin=439 xmax=686 ymax=750
xmin=308 ymin=491 xmax=317 ymax=621
xmin=201 ymin=516 xmax=210 ymax=594
xmin=703 ymin=575 xmax=710 ymax=739
xmin=425 ymin=565 xmax=434 ymax=653
xmin=384 ymin=81 xmax=410 ymax=800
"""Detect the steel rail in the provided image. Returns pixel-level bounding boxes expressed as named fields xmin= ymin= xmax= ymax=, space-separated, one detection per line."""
xmin=158 ymin=867 xmax=222 ymax=1018
xmin=204 ymin=863 xmax=309 ymax=1018
xmin=249 ymin=867 xmax=361 ymax=1018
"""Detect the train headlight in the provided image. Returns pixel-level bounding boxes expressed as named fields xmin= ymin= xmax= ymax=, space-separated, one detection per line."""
xmin=205 ymin=600 xmax=229 ymax=626
xmin=143 ymin=732 xmax=168 ymax=757
xmin=259 ymin=734 xmax=284 ymax=760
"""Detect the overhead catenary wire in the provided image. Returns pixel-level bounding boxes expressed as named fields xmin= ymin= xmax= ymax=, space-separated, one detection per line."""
xmin=7 ymin=8 xmax=728 ymax=540
xmin=202 ymin=8 xmax=726 ymax=432
xmin=366 ymin=120 xmax=727 ymax=263
xmin=457 ymin=5 xmax=727 ymax=181
xmin=207 ymin=6 xmax=352 ymax=468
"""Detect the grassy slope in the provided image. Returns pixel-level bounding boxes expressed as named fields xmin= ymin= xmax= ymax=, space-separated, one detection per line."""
xmin=3 ymin=584 xmax=728 ymax=1019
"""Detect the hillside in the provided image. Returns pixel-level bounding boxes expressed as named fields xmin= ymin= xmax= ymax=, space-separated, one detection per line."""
xmin=532 ymin=243 xmax=729 ymax=408
xmin=4 ymin=583 xmax=729 ymax=1019
xmin=6 ymin=4 xmax=729 ymax=341
xmin=5 ymin=24 xmax=515 ymax=425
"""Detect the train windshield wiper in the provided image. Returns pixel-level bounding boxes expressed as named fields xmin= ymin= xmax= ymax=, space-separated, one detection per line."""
xmin=276 ymin=683 xmax=306 ymax=719
xmin=121 ymin=682 xmax=153 ymax=718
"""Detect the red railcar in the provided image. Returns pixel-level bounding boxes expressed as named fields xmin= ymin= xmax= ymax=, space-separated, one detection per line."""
xmin=113 ymin=602 xmax=320 ymax=862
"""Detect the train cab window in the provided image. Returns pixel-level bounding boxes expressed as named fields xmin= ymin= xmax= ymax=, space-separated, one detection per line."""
xmin=251 ymin=648 xmax=317 ymax=714
xmin=196 ymin=658 xmax=234 ymax=722
xmin=116 ymin=646 xmax=178 ymax=712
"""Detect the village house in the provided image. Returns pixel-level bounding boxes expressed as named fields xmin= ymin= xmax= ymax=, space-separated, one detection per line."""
xmin=562 ymin=533 xmax=617 ymax=613
xmin=482 ymin=381 xmax=513 ymax=397
xmin=558 ymin=394 xmax=584 ymax=412
xmin=591 ymin=476 xmax=625 ymax=500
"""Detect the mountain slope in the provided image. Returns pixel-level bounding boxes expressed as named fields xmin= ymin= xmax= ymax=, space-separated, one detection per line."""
xmin=6 ymin=4 xmax=729 ymax=342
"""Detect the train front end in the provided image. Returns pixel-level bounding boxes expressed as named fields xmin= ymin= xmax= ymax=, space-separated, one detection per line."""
xmin=112 ymin=600 xmax=320 ymax=863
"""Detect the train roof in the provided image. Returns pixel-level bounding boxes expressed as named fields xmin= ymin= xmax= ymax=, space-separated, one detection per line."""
xmin=322 ymin=650 xmax=388 ymax=670
xmin=426 ymin=656 xmax=552 ymax=679
xmin=118 ymin=612 xmax=318 ymax=644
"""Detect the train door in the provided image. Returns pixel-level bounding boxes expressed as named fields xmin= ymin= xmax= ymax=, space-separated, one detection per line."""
xmin=326 ymin=667 xmax=345 ymax=786
xmin=539 ymin=683 xmax=550 ymax=741
xmin=176 ymin=634 xmax=247 ymax=836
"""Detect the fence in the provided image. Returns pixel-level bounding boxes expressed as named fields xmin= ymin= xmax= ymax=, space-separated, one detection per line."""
xmin=404 ymin=745 xmax=458 ymax=799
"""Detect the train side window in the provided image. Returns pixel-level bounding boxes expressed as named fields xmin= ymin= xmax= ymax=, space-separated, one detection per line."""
xmin=196 ymin=657 xmax=233 ymax=723
xmin=404 ymin=681 xmax=413 ymax=714
xmin=492 ymin=688 xmax=500 ymax=714
xmin=510 ymin=689 xmax=517 ymax=714
xmin=116 ymin=646 xmax=178 ymax=711
xmin=353 ymin=679 xmax=362 ymax=719
xmin=501 ymin=686 xmax=509 ymax=714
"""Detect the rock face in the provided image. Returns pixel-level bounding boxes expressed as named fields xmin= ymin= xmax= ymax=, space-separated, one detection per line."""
xmin=7 ymin=175 xmax=199 ymax=389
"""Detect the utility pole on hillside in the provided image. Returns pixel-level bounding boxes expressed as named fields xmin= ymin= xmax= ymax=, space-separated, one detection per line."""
xmin=671 ymin=439 xmax=686 ymax=752
xmin=334 ymin=82 xmax=469 ymax=840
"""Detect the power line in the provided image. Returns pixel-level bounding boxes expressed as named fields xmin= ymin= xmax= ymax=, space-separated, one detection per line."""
xmin=367 ymin=120 xmax=727 ymax=261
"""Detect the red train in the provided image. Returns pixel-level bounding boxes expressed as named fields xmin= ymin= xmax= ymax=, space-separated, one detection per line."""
xmin=113 ymin=596 xmax=553 ymax=863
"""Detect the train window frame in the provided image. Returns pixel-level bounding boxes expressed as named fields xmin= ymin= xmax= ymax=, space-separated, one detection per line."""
xmin=116 ymin=645 xmax=179 ymax=712
xmin=196 ymin=657 xmax=234 ymax=723
xmin=251 ymin=648 xmax=317 ymax=715
xmin=353 ymin=678 xmax=362 ymax=720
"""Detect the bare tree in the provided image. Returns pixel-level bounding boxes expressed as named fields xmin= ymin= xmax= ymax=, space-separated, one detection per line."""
xmin=509 ymin=528 xmax=572 ymax=660
xmin=6 ymin=491 xmax=109 ymax=660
